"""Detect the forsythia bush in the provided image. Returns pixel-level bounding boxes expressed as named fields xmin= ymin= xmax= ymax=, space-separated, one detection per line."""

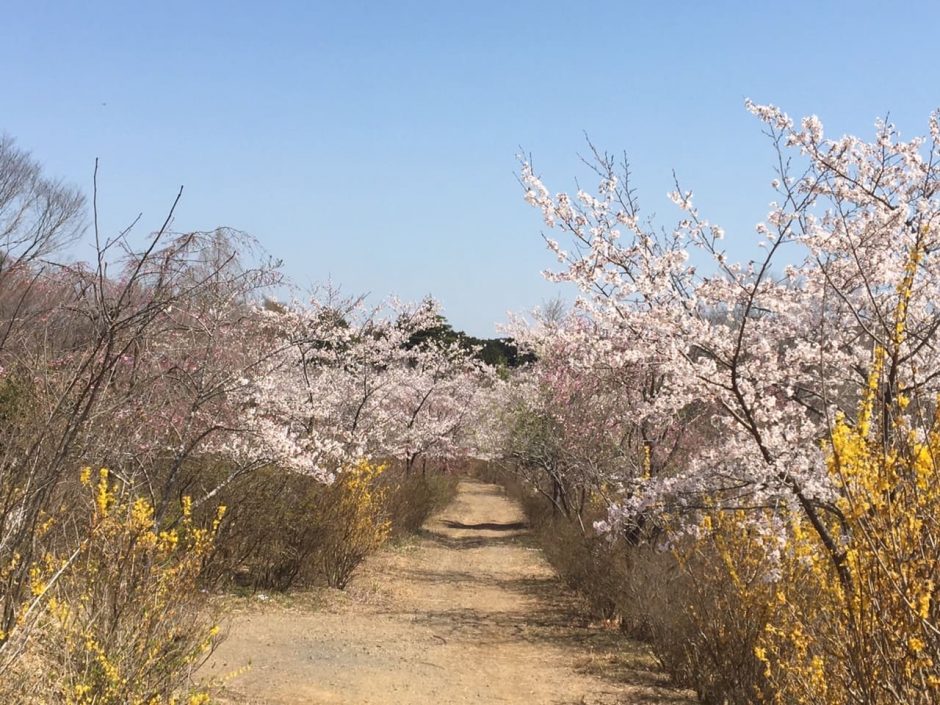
xmin=756 ymin=361 xmax=940 ymax=705
xmin=314 ymin=461 xmax=391 ymax=589
xmin=204 ymin=461 xmax=449 ymax=592
xmin=662 ymin=511 xmax=777 ymax=704
xmin=10 ymin=469 xmax=223 ymax=705
xmin=749 ymin=245 xmax=939 ymax=704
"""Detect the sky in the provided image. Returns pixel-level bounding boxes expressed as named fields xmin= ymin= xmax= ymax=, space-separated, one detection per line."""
xmin=3 ymin=1 xmax=939 ymax=336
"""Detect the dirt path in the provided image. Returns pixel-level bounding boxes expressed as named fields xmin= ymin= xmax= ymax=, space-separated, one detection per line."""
xmin=202 ymin=480 xmax=692 ymax=704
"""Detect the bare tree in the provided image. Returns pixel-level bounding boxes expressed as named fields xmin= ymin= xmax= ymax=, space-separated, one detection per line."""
xmin=0 ymin=135 xmax=85 ymax=270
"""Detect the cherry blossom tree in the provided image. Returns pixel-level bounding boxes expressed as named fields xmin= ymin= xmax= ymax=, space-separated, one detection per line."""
xmin=517 ymin=103 xmax=940 ymax=579
xmin=510 ymin=105 xmax=940 ymax=704
xmin=242 ymin=291 xmax=496 ymax=479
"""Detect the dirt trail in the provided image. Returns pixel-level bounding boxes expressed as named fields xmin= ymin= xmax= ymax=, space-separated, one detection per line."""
xmin=202 ymin=480 xmax=692 ymax=704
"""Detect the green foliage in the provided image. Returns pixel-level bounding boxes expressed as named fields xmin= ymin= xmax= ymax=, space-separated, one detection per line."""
xmin=406 ymin=314 xmax=534 ymax=369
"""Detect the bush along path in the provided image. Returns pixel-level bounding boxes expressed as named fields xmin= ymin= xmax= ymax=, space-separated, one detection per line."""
xmin=200 ymin=480 xmax=693 ymax=704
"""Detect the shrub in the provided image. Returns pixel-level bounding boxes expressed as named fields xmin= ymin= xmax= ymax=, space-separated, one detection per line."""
xmin=756 ymin=350 xmax=940 ymax=705
xmin=653 ymin=512 xmax=776 ymax=704
xmin=381 ymin=468 xmax=458 ymax=537
xmin=504 ymin=471 xmax=774 ymax=704
xmin=313 ymin=461 xmax=391 ymax=589
xmin=518 ymin=487 xmax=627 ymax=620
xmin=207 ymin=460 xmax=403 ymax=592
xmin=2 ymin=469 xmax=222 ymax=705
xmin=203 ymin=468 xmax=325 ymax=591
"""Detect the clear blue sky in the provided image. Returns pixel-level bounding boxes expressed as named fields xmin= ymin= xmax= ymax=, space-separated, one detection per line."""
xmin=3 ymin=1 xmax=938 ymax=335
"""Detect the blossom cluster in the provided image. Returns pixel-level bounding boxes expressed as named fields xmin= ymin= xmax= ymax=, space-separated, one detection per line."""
xmin=513 ymin=105 xmax=940 ymax=545
xmin=231 ymin=291 xmax=499 ymax=480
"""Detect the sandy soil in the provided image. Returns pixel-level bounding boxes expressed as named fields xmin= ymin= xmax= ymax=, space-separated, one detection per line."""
xmin=200 ymin=480 xmax=693 ymax=704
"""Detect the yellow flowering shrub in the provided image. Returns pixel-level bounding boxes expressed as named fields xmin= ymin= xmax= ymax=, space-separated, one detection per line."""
xmin=203 ymin=460 xmax=430 ymax=592
xmin=17 ymin=468 xmax=224 ymax=705
xmin=756 ymin=392 xmax=940 ymax=704
xmin=657 ymin=510 xmax=778 ymax=703
xmin=314 ymin=460 xmax=391 ymax=589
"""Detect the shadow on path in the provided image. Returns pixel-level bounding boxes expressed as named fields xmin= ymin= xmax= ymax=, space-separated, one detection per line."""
xmin=439 ymin=519 xmax=528 ymax=531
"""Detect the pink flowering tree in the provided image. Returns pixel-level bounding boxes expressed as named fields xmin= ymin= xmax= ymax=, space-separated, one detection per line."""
xmin=244 ymin=291 xmax=495 ymax=478
xmin=517 ymin=104 xmax=940 ymax=579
